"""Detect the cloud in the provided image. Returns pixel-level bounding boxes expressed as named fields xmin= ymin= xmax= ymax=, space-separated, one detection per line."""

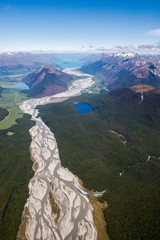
xmin=110 ymin=43 xmax=160 ymax=54
xmin=146 ymin=29 xmax=160 ymax=36
xmin=89 ymin=43 xmax=160 ymax=54
xmin=94 ymin=45 xmax=136 ymax=53
xmin=138 ymin=44 xmax=155 ymax=50
xmin=115 ymin=45 xmax=136 ymax=52
xmin=137 ymin=43 xmax=160 ymax=52
xmin=95 ymin=47 xmax=114 ymax=52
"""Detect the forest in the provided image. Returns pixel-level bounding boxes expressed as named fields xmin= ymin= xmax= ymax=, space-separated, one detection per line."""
xmin=38 ymin=89 xmax=160 ymax=240
xmin=0 ymin=114 xmax=34 ymax=240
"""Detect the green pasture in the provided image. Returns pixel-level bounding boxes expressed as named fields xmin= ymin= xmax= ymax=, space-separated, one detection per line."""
xmin=0 ymin=90 xmax=27 ymax=130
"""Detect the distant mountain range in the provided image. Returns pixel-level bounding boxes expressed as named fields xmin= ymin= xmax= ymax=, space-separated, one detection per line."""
xmin=0 ymin=52 xmax=58 ymax=67
xmin=81 ymin=52 xmax=160 ymax=90
xmin=0 ymin=52 xmax=59 ymax=76
xmin=23 ymin=65 xmax=73 ymax=97
xmin=0 ymin=51 xmax=90 ymax=76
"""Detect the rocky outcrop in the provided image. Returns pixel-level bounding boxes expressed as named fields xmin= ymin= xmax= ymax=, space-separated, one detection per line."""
xmin=131 ymin=84 xmax=160 ymax=94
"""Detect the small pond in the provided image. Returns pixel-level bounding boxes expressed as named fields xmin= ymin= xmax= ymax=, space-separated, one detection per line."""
xmin=74 ymin=103 xmax=94 ymax=114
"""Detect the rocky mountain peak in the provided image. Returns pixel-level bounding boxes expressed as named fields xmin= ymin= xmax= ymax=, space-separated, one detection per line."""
xmin=34 ymin=65 xmax=63 ymax=77
xmin=23 ymin=65 xmax=73 ymax=97
xmin=113 ymin=51 xmax=138 ymax=58
xmin=81 ymin=53 xmax=160 ymax=90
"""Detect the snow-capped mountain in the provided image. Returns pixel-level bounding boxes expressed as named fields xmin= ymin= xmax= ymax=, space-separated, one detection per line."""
xmin=112 ymin=51 xmax=138 ymax=58
xmin=81 ymin=52 xmax=160 ymax=90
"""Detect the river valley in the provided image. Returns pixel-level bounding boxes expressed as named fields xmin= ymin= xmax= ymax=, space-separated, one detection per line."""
xmin=17 ymin=69 xmax=98 ymax=240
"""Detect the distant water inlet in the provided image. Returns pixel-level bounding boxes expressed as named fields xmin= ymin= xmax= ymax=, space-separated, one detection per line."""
xmin=74 ymin=103 xmax=94 ymax=114
xmin=6 ymin=82 xmax=29 ymax=90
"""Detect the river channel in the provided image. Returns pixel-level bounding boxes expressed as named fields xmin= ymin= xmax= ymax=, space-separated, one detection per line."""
xmin=17 ymin=69 xmax=97 ymax=240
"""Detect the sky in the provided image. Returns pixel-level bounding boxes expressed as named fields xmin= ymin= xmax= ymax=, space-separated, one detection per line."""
xmin=0 ymin=0 xmax=160 ymax=52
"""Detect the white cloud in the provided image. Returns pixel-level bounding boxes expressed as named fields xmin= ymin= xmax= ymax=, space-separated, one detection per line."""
xmin=86 ymin=43 xmax=160 ymax=54
xmin=137 ymin=43 xmax=160 ymax=53
xmin=115 ymin=45 xmax=136 ymax=52
xmin=146 ymin=28 xmax=160 ymax=36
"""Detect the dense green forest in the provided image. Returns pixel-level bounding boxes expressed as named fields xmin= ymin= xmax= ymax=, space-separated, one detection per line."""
xmin=38 ymin=89 xmax=160 ymax=240
xmin=0 ymin=86 xmax=3 ymax=95
xmin=0 ymin=115 xmax=34 ymax=240
xmin=0 ymin=107 xmax=9 ymax=121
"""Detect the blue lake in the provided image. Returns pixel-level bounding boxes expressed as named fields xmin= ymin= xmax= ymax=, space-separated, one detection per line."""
xmin=56 ymin=58 xmax=84 ymax=68
xmin=6 ymin=82 xmax=29 ymax=90
xmin=74 ymin=103 xmax=94 ymax=114
xmin=54 ymin=54 xmax=87 ymax=68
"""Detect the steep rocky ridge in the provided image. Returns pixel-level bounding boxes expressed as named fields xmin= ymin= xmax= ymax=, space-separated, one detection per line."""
xmin=23 ymin=65 xmax=73 ymax=97
xmin=81 ymin=52 xmax=160 ymax=90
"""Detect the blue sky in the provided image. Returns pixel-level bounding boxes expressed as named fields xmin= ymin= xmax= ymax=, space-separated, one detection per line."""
xmin=0 ymin=0 xmax=160 ymax=52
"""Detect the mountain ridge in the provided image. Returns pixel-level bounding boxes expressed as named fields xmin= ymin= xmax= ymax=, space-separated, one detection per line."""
xmin=81 ymin=52 xmax=160 ymax=90
xmin=23 ymin=65 xmax=73 ymax=98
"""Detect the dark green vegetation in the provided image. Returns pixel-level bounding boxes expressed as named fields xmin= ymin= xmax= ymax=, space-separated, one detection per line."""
xmin=0 ymin=107 xmax=9 ymax=121
xmin=38 ymin=88 xmax=160 ymax=240
xmin=0 ymin=114 xmax=34 ymax=240
xmin=0 ymin=86 xmax=3 ymax=95
xmin=0 ymin=88 xmax=9 ymax=122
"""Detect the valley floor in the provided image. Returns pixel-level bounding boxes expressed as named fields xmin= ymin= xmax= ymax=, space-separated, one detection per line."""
xmin=17 ymin=69 xmax=108 ymax=239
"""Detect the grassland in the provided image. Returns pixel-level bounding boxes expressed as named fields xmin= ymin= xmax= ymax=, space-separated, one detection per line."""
xmin=0 ymin=89 xmax=27 ymax=129
xmin=38 ymin=89 xmax=160 ymax=240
